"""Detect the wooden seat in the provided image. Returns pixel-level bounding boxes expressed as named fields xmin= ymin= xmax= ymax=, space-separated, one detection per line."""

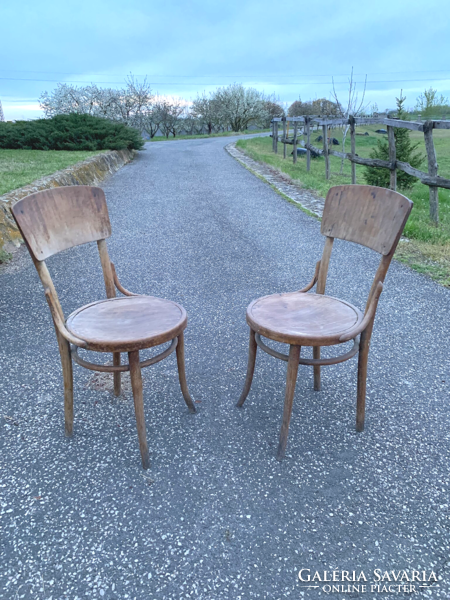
xmin=237 ymin=185 xmax=413 ymax=461
xmin=247 ymin=292 xmax=363 ymax=346
xmin=11 ymin=186 xmax=196 ymax=470
xmin=66 ymin=296 xmax=187 ymax=352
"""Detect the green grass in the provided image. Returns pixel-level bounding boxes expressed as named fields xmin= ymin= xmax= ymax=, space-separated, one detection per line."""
xmin=0 ymin=149 xmax=104 ymax=196
xmin=147 ymin=129 xmax=270 ymax=142
xmin=236 ymin=126 xmax=450 ymax=286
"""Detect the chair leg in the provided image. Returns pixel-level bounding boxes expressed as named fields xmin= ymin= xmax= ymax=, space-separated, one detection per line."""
xmin=277 ymin=345 xmax=301 ymax=461
xmin=236 ymin=328 xmax=257 ymax=408
xmin=313 ymin=346 xmax=321 ymax=391
xmin=128 ymin=351 xmax=150 ymax=470
xmin=56 ymin=332 xmax=73 ymax=437
xmin=176 ymin=332 xmax=196 ymax=414
xmin=356 ymin=326 xmax=373 ymax=432
xmin=113 ymin=352 xmax=121 ymax=396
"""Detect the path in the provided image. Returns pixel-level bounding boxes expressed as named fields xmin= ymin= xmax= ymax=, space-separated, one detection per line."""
xmin=1 ymin=135 xmax=449 ymax=599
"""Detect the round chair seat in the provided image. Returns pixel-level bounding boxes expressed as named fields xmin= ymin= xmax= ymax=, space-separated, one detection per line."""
xmin=246 ymin=291 xmax=363 ymax=346
xmin=66 ymin=295 xmax=187 ymax=352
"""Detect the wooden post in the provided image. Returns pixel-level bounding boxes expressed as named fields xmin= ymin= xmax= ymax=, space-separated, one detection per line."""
xmin=293 ymin=121 xmax=298 ymax=164
xmin=282 ymin=117 xmax=287 ymax=159
xmin=387 ymin=125 xmax=397 ymax=191
xmin=322 ymin=124 xmax=330 ymax=180
xmin=306 ymin=117 xmax=311 ymax=172
xmin=271 ymin=121 xmax=275 ymax=152
xmin=423 ymin=120 xmax=439 ymax=224
xmin=274 ymin=121 xmax=278 ymax=154
xmin=349 ymin=115 xmax=356 ymax=184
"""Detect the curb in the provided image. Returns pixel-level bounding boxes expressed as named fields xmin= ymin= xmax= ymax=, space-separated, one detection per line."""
xmin=0 ymin=148 xmax=136 ymax=254
xmin=225 ymin=142 xmax=325 ymax=217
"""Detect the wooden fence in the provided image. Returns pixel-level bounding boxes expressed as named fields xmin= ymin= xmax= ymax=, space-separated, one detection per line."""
xmin=271 ymin=116 xmax=450 ymax=224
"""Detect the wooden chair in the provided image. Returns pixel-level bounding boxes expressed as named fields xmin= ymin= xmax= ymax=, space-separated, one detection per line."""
xmin=237 ymin=185 xmax=413 ymax=460
xmin=11 ymin=186 xmax=196 ymax=470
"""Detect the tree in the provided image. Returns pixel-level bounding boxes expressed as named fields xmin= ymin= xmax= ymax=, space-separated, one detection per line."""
xmin=211 ymin=84 xmax=268 ymax=132
xmin=262 ymin=95 xmax=285 ymax=126
xmin=191 ymin=93 xmax=221 ymax=134
xmin=331 ymin=67 xmax=369 ymax=174
xmin=415 ymin=87 xmax=450 ymax=119
xmin=288 ymin=98 xmax=339 ymax=117
xmin=155 ymin=98 xmax=184 ymax=138
xmin=39 ymin=76 xmax=153 ymax=130
xmin=364 ymin=92 xmax=424 ymax=189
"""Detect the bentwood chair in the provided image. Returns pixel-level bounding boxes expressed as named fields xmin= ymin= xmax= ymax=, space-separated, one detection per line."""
xmin=12 ymin=186 xmax=196 ymax=470
xmin=237 ymin=185 xmax=412 ymax=460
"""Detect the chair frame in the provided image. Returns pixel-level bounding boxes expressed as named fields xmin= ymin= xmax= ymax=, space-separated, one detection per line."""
xmin=12 ymin=186 xmax=195 ymax=470
xmin=237 ymin=184 xmax=413 ymax=460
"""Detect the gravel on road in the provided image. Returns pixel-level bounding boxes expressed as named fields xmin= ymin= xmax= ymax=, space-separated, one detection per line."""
xmin=1 ymin=135 xmax=449 ymax=599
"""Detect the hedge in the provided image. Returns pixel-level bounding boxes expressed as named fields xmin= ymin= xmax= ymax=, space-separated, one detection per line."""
xmin=0 ymin=114 xmax=144 ymax=151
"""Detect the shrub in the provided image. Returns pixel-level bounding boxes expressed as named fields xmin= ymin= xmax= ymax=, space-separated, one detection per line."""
xmin=0 ymin=114 xmax=144 ymax=151
xmin=364 ymin=93 xmax=424 ymax=190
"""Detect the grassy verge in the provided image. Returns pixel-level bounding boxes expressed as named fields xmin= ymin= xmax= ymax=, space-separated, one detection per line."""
xmin=0 ymin=149 xmax=105 ymax=196
xmin=147 ymin=129 xmax=270 ymax=142
xmin=236 ymin=126 xmax=450 ymax=287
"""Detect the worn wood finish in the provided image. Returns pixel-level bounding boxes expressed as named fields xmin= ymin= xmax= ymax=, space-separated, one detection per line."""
xmin=322 ymin=125 xmax=330 ymax=179
xmin=321 ymin=185 xmax=412 ymax=255
xmin=276 ymin=345 xmax=301 ymax=461
xmin=176 ymin=332 xmax=196 ymax=413
xmin=66 ymin=296 xmax=187 ymax=353
xmin=305 ymin=117 xmax=311 ymax=172
xmin=282 ymin=117 xmax=287 ymax=159
xmin=97 ymin=239 xmax=121 ymax=394
xmin=236 ymin=328 xmax=257 ymax=408
xmin=11 ymin=186 xmax=111 ymax=261
xmin=238 ymin=184 xmax=413 ymax=459
xmin=349 ymin=116 xmax=356 ymax=185
xmin=128 ymin=350 xmax=150 ymax=470
xmin=387 ymin=126 xmax=397 ymax=191
xmin=274 ymin=121 xmax=278 ymax=154
xmin=423 ymin=121 xmax=439 ymax=224
xmin=12 ymin=186 xmax=196 ymax=470
xmin=293 ymin=122 xmax=298 ymax=164
xmin=247 ymin=292 xmax=363 ymax=347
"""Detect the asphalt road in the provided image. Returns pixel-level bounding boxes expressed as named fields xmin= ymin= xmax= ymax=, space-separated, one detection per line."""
xmin=1 ymin=135 xmax=449 ymax=599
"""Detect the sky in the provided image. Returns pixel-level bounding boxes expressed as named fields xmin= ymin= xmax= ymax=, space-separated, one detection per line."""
xmin=1 ymin=0 xmax=450 ymax=120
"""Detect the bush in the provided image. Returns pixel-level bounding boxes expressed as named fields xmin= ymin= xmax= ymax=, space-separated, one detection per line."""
xmin=0 ymin=114 xmax=144 ymax=151
xmin=364 ymin=93 xmax=423 ymax=190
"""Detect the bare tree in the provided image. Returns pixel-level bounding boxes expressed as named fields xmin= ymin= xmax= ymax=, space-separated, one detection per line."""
xmin=331 ymin=67 xmax=368 ymax=174
xmin=155 ymin=98 xmax=185 ymax=138
xmin=211 ymin=84 xmax=268 ymax=132
xmin=39 ymin=76 xmax=153 ymax=130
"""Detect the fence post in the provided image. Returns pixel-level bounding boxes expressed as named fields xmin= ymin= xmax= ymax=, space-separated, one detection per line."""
xmin=306 ymin=117 xmax=311 ymax=172
xmin=387 ymin=125 xmax=397 ymax=191
xmin=322 ymin=124 xmax=330 ymax=180
xmin=274 ymin=121 xmax=278 ymax=154
xmin=282 ymin=116 xmax=287 ymax=159
xmin=423 ymin=120 xmax=439 ymax=224
xmin=293 ymin=121 xmax=298 ymax=164
xmin=349 ymin=115 xmax=356 ymax=184
xmin=271 ymin=120 xmax=275 ymax=152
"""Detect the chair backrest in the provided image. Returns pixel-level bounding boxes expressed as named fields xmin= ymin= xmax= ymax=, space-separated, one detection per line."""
xmin=11 ymin=186 xmax=111 ymax=262
xmin=321 ymin=185 xmax=412 ymax=255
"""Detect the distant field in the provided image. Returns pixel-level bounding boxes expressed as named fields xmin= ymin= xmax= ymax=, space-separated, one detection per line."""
xmin=236 ymin=125 xmax=450 ymax=286
xmin=147 ymin=129 xmax=270 ymax=142
xmin=0 ymin=149 xmax=104 ymax=196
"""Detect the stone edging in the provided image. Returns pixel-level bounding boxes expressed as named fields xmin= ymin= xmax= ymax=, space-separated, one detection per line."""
xmin=225 ymin=142 xmax=325 ymax=217
xmin=0 ymin=148 xmax=136 ymax=253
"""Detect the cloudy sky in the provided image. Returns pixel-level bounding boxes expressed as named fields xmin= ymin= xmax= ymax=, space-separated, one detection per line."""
xmin=1 ymin=0 xmax=449 ymax=120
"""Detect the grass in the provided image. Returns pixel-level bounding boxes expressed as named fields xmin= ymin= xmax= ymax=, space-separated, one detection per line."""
xmin=236 ymin=125 xmax=450 ymax=286
xmin=147 ymin=129 xmax=270 ymax=142
xmin=0 ymin=149 xmax=105 ymax=196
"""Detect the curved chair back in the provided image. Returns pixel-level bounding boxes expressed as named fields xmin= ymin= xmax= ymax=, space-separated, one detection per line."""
xmin=321 ymin=185 xmax=412 ymax=256
xmin=11 ymin=186 xmax=111 ymax=262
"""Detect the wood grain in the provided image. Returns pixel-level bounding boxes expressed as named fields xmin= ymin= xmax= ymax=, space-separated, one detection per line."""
xmin=11 ymin=186 xmax=111 ymax=261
